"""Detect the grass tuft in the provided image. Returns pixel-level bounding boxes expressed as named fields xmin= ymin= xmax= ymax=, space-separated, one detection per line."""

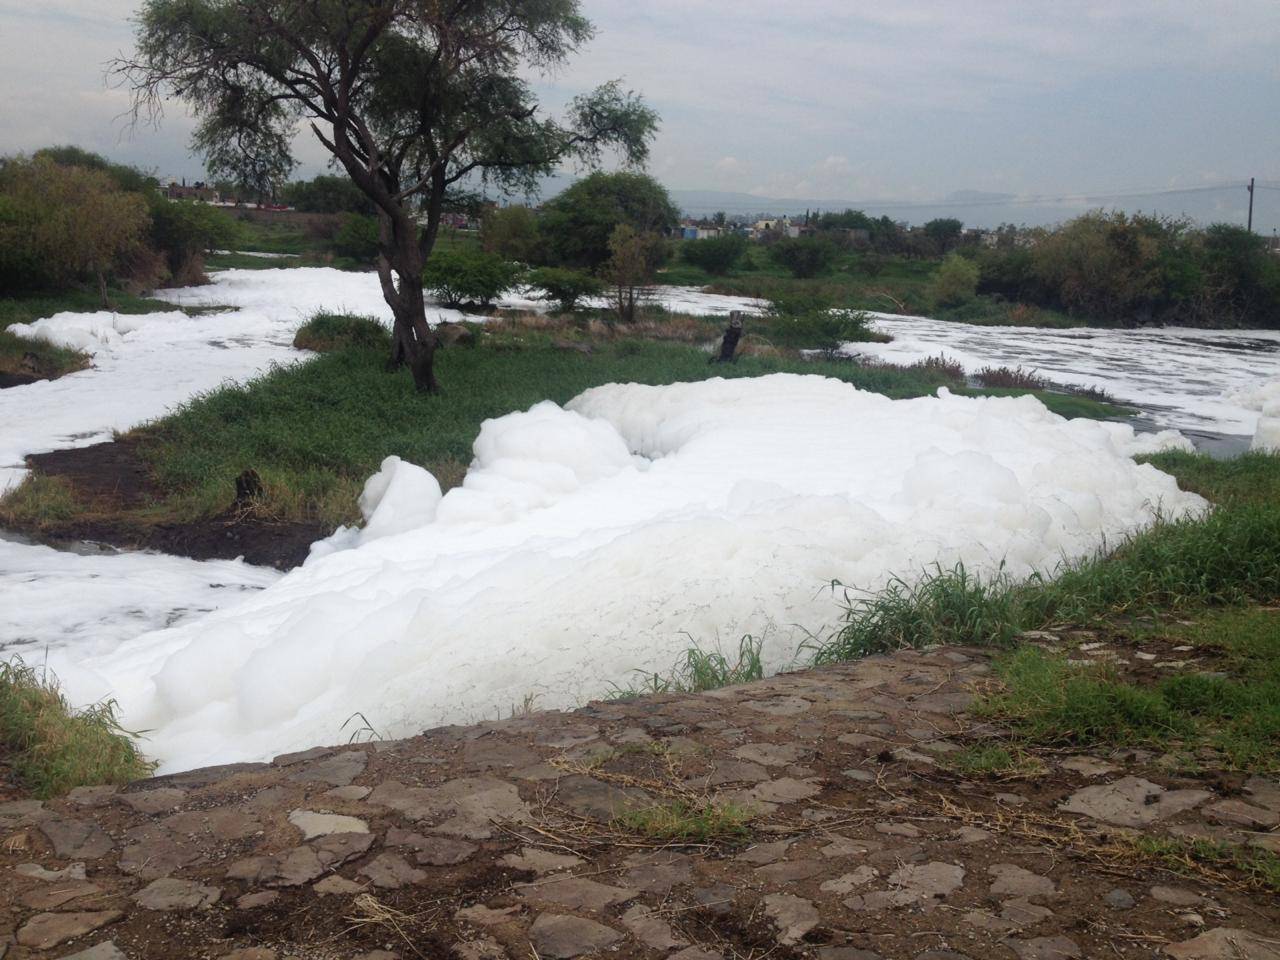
xmin=615 ymin=799 xmax=753 ymax=844
xmin=0 ymin=659 xmax=155 ymax=798
xmin=1129 ymin=834 xmax=1280 ymax=895
xmin=293 ymin=312 xmax=392 ymax=353
xmin=610 ymin=635 xmax=765 ymax=699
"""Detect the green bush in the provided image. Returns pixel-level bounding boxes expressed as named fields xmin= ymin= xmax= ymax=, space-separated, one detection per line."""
xmin=293 ymin=312 xmax=391 ymax=352
xmin=768 ymin=236 xmax=838 ymax=279
xmin=930 ymin=253 xmax=981 ymax=307
xmin=147 ymin=198 xmax=241 ymax=283
xmin=761 ymin=293 xmax=876 ymax=350
xmin=282 ymin=175 xmax=374 ymax=214
xmin=539 ymin=171 xmax=680 ymax=270
xmin=682 ymin=235 xmax=747 ymax=275
xmin=528 ymin=267 xmax=603 ymax=312
xmin=423 ymin=247 xmax=524 ymax=307
xmin=481 ymin=205 xmax=543 ymax=263
xmin=332 ymin=213 xmax=380 ymax=262
xmin=0 ymin=658 xmax=154 ymax=798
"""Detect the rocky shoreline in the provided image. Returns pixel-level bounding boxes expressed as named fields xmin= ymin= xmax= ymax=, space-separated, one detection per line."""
xmin=1 ymin=646 xmax=1277 ymax=959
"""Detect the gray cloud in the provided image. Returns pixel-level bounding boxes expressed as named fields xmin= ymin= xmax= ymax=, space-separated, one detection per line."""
xmin=2 ymin=0 xmax=1277 ymax=223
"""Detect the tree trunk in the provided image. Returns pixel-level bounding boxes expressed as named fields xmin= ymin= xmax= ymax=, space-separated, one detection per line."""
xmin=374 ymin=207 xmax=441 ymax=393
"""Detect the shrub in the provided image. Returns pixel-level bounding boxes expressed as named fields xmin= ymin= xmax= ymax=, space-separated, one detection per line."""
xmin=481 ymin=205 xmax=543 ymax=263
xmin=974 ymin=366 xmax=1047 ymax=390
xmin=768 ymin=236 xmax=838 ymax=278
xmin=0 ymin=658 xmax=154 ymax=798
xmin=282 ymin=174 xmax=374 ymax=214
xmin=930 ymin=252 xmax=981 ymax=307
xmin=528 ymin=267 xmax=604 ymax=312
xmin=147 ymin=197 xmax=241 ymax=284
xmin=293 ymin=313 xmax=391 ymax=352
xmin=332 ymin=213 xmax=380 ymax=262
xmin=423 ymin=247 xmax=523 ymax=307
xmin=761 ymin=293 xmax=877 ymax=350
xmin=0 ymin=156 xmax=150 ymax=297
xmin=682 ymin=235 xmax=748 ymax=275
xmin=539 ymin=171 xmax=680 ymax=270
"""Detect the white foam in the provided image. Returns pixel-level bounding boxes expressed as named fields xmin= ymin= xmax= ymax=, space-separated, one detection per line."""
xmin=54 ymin=376 xmax=1203 ymax=773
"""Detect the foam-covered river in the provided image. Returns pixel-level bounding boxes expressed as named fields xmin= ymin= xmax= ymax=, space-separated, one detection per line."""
xmin=1 ymin=268 xmax=1276 ymax=771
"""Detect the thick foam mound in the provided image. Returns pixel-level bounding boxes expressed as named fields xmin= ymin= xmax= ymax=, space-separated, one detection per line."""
xmin=1230 ymin=379 xmax=1280 ymax=452
xmin=57 ymin=375 xmax=1204 ymax=772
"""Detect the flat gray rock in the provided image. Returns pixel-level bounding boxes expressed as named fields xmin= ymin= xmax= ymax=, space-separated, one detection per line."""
xmin=988 ymin=863 xmax=1056 ymax=899
xmin=1165 ymin=928 xmax=1280 ymax=959
xmin=732 ymin=742 xmax=809 ymax=766
xmin=519 ymin=876 xmax=637 ymax=911
xmin=17 ymin=911 xmax=123 ymax=950
xmin=288 ymin=749 xmax=368 ymax=786
xmin=133 ymin=877 xmax=222 ymax=910
xmin=529 ymin=913 xmax=622 ymax=958
xmin=40 ymin=818 xmax=114 ymax=859
xmin=1203 ymin=799 xmax=1279 ymax=829
xmin=621 ymin=904 xmax=687 ymax=950
xmin=359 ymin=853 xmax=427 ymax=889
xmin=1006 ymin=936 xmax=1080 ymax=960
xmin=889 ymin=861 xmax=966 ymax=902
xmin=59 ymin=943 xmax=128 ymax=960
xmin=119 ymin=788 xmax=187 ymax=815
xmin=287 ymin=809 xmax=369 ymax=839
xmin=763 ymin=893 xmax=820 ymax=944
xmin=387 ymin=829 xmax=479 ymax=866
xmin=1059 ymin=777 xmax=1209 ymax=827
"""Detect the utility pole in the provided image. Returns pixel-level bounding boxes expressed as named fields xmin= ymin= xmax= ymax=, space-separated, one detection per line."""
xmin=1247 ymin=177 xmax=1255 ymax=233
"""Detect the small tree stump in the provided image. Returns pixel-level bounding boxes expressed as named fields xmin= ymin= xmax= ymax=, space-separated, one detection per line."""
xmin=234 ymin=469 xmax=264 ymax=505
xmin=711 ymin=311 xmax=745 ymax=364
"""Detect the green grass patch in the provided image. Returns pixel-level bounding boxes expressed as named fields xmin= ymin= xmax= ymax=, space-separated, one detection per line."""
xmin=293 ymin=313 xmax=393 ymax=353
xmin=811 ymin=453 xmax=1280 ymax=663
xmin=116 ymin=332 xmax=963 ymax=526
xmin=957 ymin=386 xmax=1135 ymax=421
xmin=0 ymin=475 xmax=79 ymax=529
xmin=610 ymin=635 xmax=766 ymax=699
xmin=1 ymin=287 xmax=180 ymax=381
xmin=947 ymin=744 xmax=1044 ymax=778
xmin=1129 ymin=834 xmax=1280 ymax=895
xmin=0 ymin=659 xmax=155 ymax=799
xmin=616 ymin=799 xmax=753 ymax=844
xmin=980 ymin=607 xmax=1280 ymax=771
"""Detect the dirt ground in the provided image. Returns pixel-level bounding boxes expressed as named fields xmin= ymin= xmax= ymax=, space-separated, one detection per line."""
xmin=1 ymin=645 xmax=1277 ymax=960
xmin=11 ymin=441 xmax=326 ymax=570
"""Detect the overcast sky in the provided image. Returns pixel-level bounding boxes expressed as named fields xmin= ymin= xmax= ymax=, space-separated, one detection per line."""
xmin=2 ymin=0 xmax=1278 ymax=219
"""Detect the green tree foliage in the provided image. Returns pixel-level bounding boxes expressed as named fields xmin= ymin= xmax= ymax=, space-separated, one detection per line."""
xmin=930 ymin=253 xmax=981 ymax=307
xmin=283 ymin=175 xmax=375 ymax=215
xmin=0 ymin=157 xmax=150 ymax=300
xmin=602 ymin=224 xmax=666 ymax=322
xmin=118 ymin=0 xmax=658 ymax=393
xmin=923 ymin=218 xmax=965 ymax=253
xmin=763 ymin=293 xmax=876 ymax=350
xmin=682 ymin=234 xmax=747 ymax=275
xmin=332 ymin=214 xmax=381 ymax=263
xmin=481 ymin=205 xmax=543 ymax=263
xmin=540 ymin=172 xmax=679 ymax=271
xmin=768 ymin=236 xmax=838 ymax=278
xmin=423 ymin=248 xmax=523 ymax=308
xmin=30 ymin=145 xmax=238 ymax=286
xmin=528 ymin=267 xmax=603 ymax=312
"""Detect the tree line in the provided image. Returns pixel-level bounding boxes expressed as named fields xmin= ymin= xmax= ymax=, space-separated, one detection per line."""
xmin=0 ymin=147 xmax=239 ymax=303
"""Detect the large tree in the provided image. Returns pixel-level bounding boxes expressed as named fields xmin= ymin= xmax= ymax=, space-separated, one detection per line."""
xmin=117 ymin=0 xmax=658 ymax=392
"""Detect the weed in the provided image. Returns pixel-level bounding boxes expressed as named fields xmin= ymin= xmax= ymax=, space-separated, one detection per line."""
xmin=610 ymin=635 xmax=765 ymax=699
xmin=1129 ymin=835 xmax=1280 ymax=895
xmin=0 ymin=659 xmax=154 ymax=798
xmin=616 ymin=799 xmax=753 ymax=844
xmin=0 ymin=475 xmax=79 ymax=529
xmin=294 ymin=312 xmax=391 ymax=352
xmin=975 ymin=366 xmax=1048 ymax=390
xmin=947 ymin=744 xmax=1044 ymax=778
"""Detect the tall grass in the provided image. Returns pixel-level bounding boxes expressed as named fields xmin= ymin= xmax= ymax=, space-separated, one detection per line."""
xmin=610 ymin=635 xmax=766 ymax=699
xmin=811 ymin=454 xmax=1280 ymax=664
xmin=0 ymin=659 xmax=154 ymax=798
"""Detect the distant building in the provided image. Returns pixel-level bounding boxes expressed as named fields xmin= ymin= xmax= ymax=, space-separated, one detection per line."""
xmin=164 ymin=180 xmax=220 ymax=203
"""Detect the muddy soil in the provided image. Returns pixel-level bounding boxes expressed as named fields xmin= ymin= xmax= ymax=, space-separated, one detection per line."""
xmin=9 ymin=440 xmax=327 ymax=571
